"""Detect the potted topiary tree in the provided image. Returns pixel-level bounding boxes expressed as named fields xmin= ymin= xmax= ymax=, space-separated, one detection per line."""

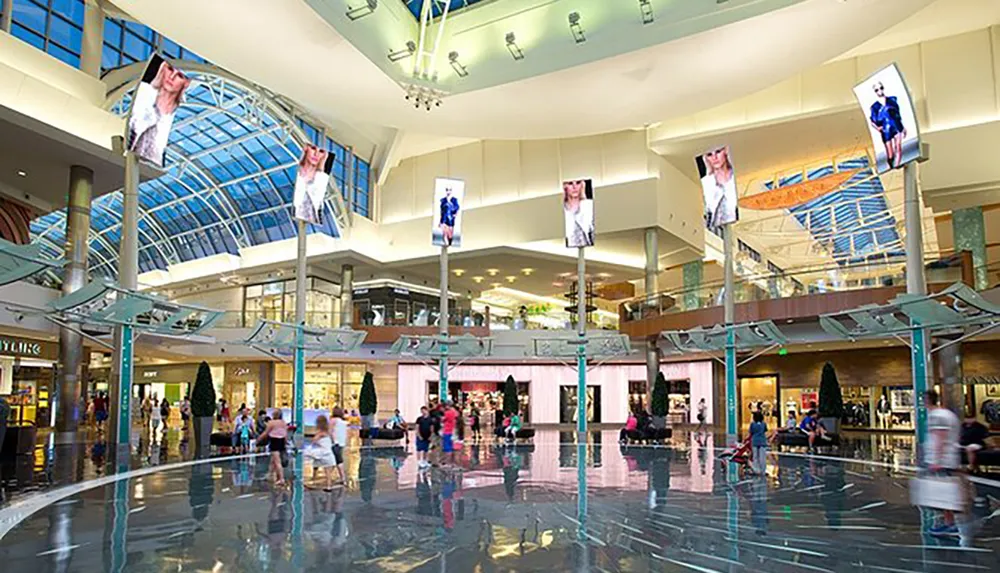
xmin=818 ymin=362 xmax=844 ymax=434
xmin=651 ymin=372 xmax=669 ymax=429
xmin=359 ymin=371 xmax=377 ymax=430
xmin=503 ymin=375 xmax=519 ymax=416
xmin=191 ymin=361 xmax=216 ymax=457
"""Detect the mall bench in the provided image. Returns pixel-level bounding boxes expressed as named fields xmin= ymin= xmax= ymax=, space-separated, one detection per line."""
xmin=494 ymin=427 xmax=536 ymax=442
xmin=962 ymin=448 xmax=1000 ymax=468
xmin=623 ymin=428 xmax=673 ymax=444
xmin=360 ymin=427 xmax=406 ymax=441
xmin=774 ymin=429 xmax=840 ymax=451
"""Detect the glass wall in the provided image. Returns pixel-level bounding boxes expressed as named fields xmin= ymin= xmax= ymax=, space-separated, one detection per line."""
xmin=10 ymin=0 xmax=85 ymax=68
xmin=274 ymin=363 xmax=368 ymax=413
xmin=243 ymin=276 xmax=341 ymax=327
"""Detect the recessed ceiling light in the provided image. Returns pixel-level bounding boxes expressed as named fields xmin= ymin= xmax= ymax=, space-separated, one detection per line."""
xmin=16 ymin=170 xmax=26 ymax=177
xmin=505 ymin=275 xmax=517 ymax=283
xmin=453 ymin=269 xmax=465 ymax=277
xmin=472 ymin=276 xmax=484 ymax=283
xmin=597 ymin=272 xmax=612 ymax=278
xmin=490 ymin=282 xmax=502 ymax=289
xmin=486 ymin=268 xmax=500 ymax=276
xmin=521 ymin=268 xmax=534 ymax=276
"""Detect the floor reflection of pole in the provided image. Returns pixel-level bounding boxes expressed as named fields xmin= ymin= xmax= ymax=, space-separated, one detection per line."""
xmin=727 ymin=459 xmax=739 ymax=562
xmin=291 ymin=453 xmax=304 ymax=570
xmin=110 ymin=475 xmax=130 ymax=573
xmin=576 ymin=441 xmax=587 ymax=543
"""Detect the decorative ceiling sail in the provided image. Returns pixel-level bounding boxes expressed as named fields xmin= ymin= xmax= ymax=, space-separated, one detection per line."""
xmin=661 ymin=320 xmax=788 ymax=354
xmin=0 ymin=238 xmax=65 ymax=286
xmin=531 ymin=332 xmax=632 ymax=358
xmin=389 ymin=334 xmax=494 ymax=358
xmin=740 ymin=168 xmax=861 ymax=210
xmin=244 ymin=319 xmax=367 ymax=354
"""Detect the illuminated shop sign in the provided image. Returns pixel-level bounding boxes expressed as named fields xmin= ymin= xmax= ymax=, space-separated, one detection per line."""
xmin=0 ymin=337 xmax=42 ymax=357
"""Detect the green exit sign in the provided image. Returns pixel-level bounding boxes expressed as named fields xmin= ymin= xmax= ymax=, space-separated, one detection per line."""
xmin=778 ymin=348 xmax=788 ymax=356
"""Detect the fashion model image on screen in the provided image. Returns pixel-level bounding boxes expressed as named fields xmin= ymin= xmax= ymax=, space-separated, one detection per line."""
xmin=432 ymin=178 xmax=465 ymax=248
xmin=126 ymin=54 xmax=191 ymax=168
xmin=696 ymin=145 xmax=738 ymax=230
xmin=293 ymin=144 xmax=333 ymax=225
xmin=563 ymin=179 xmax=594 ymax=248
xmin=853 ymin=63 xmax=921 ymax=174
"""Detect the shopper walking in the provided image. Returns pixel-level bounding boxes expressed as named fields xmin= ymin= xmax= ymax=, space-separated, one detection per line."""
xmin=257 ymin=409 xmax=289 ymax=486
xmin=441 ymin=401 xmax=459 ymax=466
xmin=180 ymin=396 xmax=191 ymax=430
xmin=749 ymin=411 xmax=769 ymax=476
xmin=696 ymin=398 xmax=707 ymax=433
xmin=306 ymin=414 xmax=336 ymax=490
xmin=159 ymin=398 xmax=171 ymax=432
xmin=150 ymin=397 xmax=163 ymax=434
xmin=470 ymin=407 xmax=481 ymax=441
xmin=920 ymin=389 xmax=969 ymax=541
xmin=331 ymin=407 xmax=348 ymax=484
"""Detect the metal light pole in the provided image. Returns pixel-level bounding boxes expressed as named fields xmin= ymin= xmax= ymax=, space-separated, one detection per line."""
xmin=439 ymin=245 xmax=449 ymax=402
xmin=576 ymin=247 xmax=587 ymax=440
xmin=110 ymin=151 xmax=139 ymax=464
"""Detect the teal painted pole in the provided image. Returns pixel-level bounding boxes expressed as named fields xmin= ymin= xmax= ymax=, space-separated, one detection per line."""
xmin=576 ymin=247 xmax=587 ymax=439
xmin=576 ymin=441 xmax=587 ymax=541
xmin=439 ymin=244 xmax=449 ymax=403
xmin=912 ymin=326 xmax=929 ymax=444
xmin=109 ymin=474 xmax=129 ymax=573
xmin=725 ymin=326 xmax=737 ymax=439
xmin=294 ymin=324 xmax=305 ymax=437
xmin=291 ymin=454 xmax=304 ymax=569
xmin=116 ymin=325 xmax=133 ymax=449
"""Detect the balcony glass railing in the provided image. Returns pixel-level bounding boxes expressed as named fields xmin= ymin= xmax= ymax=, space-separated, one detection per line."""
xmin=620 ymin=259 xmax=918 ymax=323
xmin=208 ymin=310 xmax=488 ymax=330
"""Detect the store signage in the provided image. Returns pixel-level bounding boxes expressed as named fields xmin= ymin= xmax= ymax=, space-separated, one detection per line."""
xmin=143 ymin=371 xmax=158 ymax=378
xmin=354 ymin=288 xmax=369 ymax=295
xmin=233 ymin=367 xmax=251 ymax=376
xmin=393 ymin=288 xmax=410 ymax=295
xmin=961 ymin=375 xmax=1000 ymax=385
xmin=0 ymin=337 xmax=42 ymax=357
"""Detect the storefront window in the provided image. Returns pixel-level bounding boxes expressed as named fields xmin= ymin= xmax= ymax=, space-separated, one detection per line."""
xmin=274 ymin=362 xmax=367 ymax=412
xmin=244 ymin=277 xmax=341 ymax=328
xmin=739 ymin=376 xmax=778 ymax=431
xmin=667 ymin=379 xmax=690 ymax=425
xmin=560 ymin=386 xmax=601 ymax=424
xmin=628 ymin=380 xmax=646 ymax=414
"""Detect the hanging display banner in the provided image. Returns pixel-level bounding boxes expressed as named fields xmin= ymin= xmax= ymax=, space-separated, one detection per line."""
xmin=125 ymin=54 xmax=191 ymax=168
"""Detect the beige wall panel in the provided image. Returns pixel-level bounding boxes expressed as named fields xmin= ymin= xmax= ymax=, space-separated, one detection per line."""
xmin=801 ymin=58 xmax=857 ymax=112
xmin=600 ymin=130 xmax=649 ymax=184
xmin=379 ymin=158 xmax=415 ymax=222
xmin=447 ymin=141 xmax=484 ymax=209
xmin=519 ymin=138 xmax=561 ymax=197
xmin=413 ymin=149 xmax=449 ymax=218
xmin=691 ymin=97 xmax=748 ymax=134
xmin=743 ymin=77 xmax=803 ymax=125
xmin=922 ymin=30 xmax=996 ymax=128
xmin=482 ymin=140 xmax=521 ymax=203
xmin=559 ymin=135 xmax=603 ymax=182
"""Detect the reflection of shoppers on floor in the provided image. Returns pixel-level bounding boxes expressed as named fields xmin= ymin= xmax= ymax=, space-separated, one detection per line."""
xmin=869 ymin=81 xmax=906 ymax=169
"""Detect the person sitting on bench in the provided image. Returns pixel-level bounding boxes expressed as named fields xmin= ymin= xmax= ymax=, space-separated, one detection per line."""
xmin=960 ymin=413 xmax=988 ymax=472
xmin=505 ymin=410 xmax=523 ymax=444
xmin=619 ymin=411 xmax=638 ymax=444
xmin=799 ymin=409 xmax=827 ymax=453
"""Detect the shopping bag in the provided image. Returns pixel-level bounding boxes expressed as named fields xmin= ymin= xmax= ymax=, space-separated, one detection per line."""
xmin=909 ymin=475 xmax=967 ymax=512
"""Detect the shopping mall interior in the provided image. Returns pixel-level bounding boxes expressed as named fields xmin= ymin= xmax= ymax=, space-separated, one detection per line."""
xmin=1 ymin=0 xmax=1000 ymax=570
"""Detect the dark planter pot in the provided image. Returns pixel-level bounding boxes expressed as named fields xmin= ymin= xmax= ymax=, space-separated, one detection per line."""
xmin=820 ymin=417 xmax=841 ymax=435
xmin=193 ymin=416 xmax=213 ymax=457
xmin=651 ymin=415 xmax=666 ymax=430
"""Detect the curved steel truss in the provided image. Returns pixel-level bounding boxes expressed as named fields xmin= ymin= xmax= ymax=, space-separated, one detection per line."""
xmin=31 ymin=61 xmax=352 ymax=284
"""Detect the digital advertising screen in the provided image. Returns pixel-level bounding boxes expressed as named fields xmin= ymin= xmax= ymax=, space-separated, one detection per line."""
xmin=563 ymin=179 xmax=594 ymax=248
xmin=696 ymin=145 xmax=738 ymax=230
xmin=293 ymin=144 xmax=335 ymax=225
xmin=125 ymin=54 xmax=191 ymax=168
xmin=853 ymin=63 xmax=921 ymax=174
xmin=432 ymin=177 xmax=465 ymax=248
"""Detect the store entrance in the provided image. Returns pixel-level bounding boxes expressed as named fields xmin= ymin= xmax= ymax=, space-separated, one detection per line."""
xmin=739 ymin=376 xmax=778 ymax=431
xmin=560 ymin=386 xmax=601 ymax=424
xmin=427 ymin=381 xmax=531 ymax=425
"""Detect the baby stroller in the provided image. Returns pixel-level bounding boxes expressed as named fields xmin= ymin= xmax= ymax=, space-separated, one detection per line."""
xmin=719 ymin=436 xmax=754 ymax=476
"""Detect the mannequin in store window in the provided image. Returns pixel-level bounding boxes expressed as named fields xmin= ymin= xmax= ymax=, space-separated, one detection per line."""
xmin=877 ymin=395 xmax=891 ymax=429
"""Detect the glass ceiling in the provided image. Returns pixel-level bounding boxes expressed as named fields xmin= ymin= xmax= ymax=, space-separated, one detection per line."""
xmin=402 ymin=0 xmax=492 ymax=20
xmin=30 ymin=67 xmax=347 ymax=284
xmin=766 ymin=156 xmax=904 ymax=265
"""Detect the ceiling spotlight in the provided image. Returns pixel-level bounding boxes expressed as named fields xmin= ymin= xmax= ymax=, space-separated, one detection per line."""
xmin=568 ymin=12 xmax=585 ymax=44
xmin=401 ymin=83 xmax=444 ymax=111
xmin=346 ymin=0 xmax=377 ymax=21
xmin=638 ymin=0 xmax=654 ymax=24
xmin=486 ymin=268 xmax=499 ymax=276
xmin=490 ymin=282 xmax=502 ymax=289
xmin=521 ymin=268 xmax=534 ymax=276
xmin=388 ymin=40 xmax=417 ymax=62
xmin=453 ymin=269 xmax=465 ymax=277
xmin=448 ymin=51 xmax=468 ymax=78
xmin=16 ymin=170 xmax=26 ymax=177
xmin=505 ymin=275 xmax=517 ymax=283
xmin=505 ymin=32 xmax=524 ymax=61
xmin=472 ymin=276 xmax=484 ymax=283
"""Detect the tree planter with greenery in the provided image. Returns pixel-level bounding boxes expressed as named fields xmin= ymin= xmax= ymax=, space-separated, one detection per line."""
xmin=191 ymin=361 xmax=216 ymax=457
xmin=651 ymin=372 xmax=669 ymax=429
xmin=818 ymin=362 xmax=844 ymax=434
xmin=359 ymin=371 xmax=377 ymax=429
xmin=503 ymin=375 xmax=519 ymax=416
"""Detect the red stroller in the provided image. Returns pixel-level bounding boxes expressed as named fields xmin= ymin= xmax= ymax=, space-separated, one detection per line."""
xmin=719 ymin=436 xmax=754 ymax=475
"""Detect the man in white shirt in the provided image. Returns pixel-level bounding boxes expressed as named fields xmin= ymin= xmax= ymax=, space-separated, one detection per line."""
xmin=924 ymin=389 xmax=961 ymax=471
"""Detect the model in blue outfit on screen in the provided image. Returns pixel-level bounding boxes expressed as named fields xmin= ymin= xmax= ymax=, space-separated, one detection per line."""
xmin=439 ymin=187 xmax=460 ymax=246
xmin=869 ymin=81 xmax=907 ymax=169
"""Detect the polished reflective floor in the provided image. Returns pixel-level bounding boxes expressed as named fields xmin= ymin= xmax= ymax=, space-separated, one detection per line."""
xmin=1 ymin=430 xmax=998 ymax=572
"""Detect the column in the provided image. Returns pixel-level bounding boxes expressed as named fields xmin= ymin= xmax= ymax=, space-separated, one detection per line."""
xmin=257 ymin=362 xmax=273 ymax=409
xmin=340 ymin=264 xmax=354 ymax=327
xmin=644 ymin=228 xmax=658 ymax=408
xmin=936 ymin=337 xmax=964 ymax=419
xmin=1 ymin=0 xmax=12 ymax=33
xmin=952 ymin=206 xmax=988 ymax=290
xmin=109 ymin=153 xmax=139 ymax=460
xmin=55 ymin=166 xmax=93 ymax=439
xmin=723 ymin=226 xmax=737 ymax=442
xmin=293 ymin=220 xmax=307 ymax=436
xmin=80 ymin=0 xmax=105 ymax=77
xmin=682 ymin=260 xmax=703 ymax=311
